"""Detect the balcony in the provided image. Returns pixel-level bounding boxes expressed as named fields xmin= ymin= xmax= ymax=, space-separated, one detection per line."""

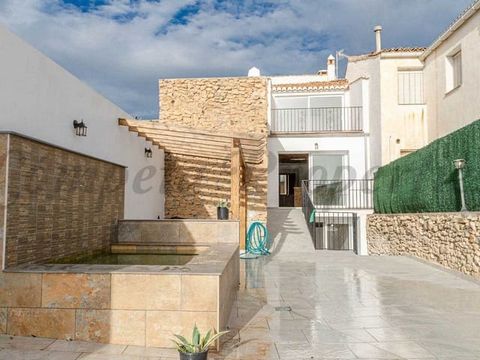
xmin=303 ymin=179 xmax=373 ymax=209
xmin=271 ymin=106 xmax=363 ymax=134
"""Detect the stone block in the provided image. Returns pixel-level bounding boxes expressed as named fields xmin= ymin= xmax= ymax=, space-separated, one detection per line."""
xmin=0 ymin=308 xmax=6 ymax=333
xmin=141 ymin=222 xmax=179 ymax=243
xmin=0 ymin=273 xmax=42 ymax=307
xmin=42 ymin=273 xmax=110 ymax=309
xmin=75 ymin=309 xmax=146 ymax=346
xmin=181 ymin=275 xmax=218 ymax=311
xmin=7 ymin=308 xmax=75 ymax=339
xmin=117 ymin=222 xmax=141 ymax=243
xmin=111 ymin=274 xmax=181 ymax=310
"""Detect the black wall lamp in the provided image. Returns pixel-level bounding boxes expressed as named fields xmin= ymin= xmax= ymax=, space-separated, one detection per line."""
xmin=73 ymin=120 xmax=88 ymax=137
xmin=145 ymin=147 xmax=153 ymax=158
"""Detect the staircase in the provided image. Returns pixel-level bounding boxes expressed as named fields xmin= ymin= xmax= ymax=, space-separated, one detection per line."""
xmin=267 ymin=208 xmax=316 ymax=255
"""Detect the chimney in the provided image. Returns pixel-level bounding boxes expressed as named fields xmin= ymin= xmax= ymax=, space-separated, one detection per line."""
xmin=248 ymin=66 xmax=261 ymax=76
xmin=327 ymin=54 xmax=336 ymax=80
xmin=374 ymin=25 xmax=382 ymax=52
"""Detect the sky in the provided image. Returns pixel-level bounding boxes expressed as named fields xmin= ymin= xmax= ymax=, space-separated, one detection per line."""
xmin=0 ymin=0 xmax=474 ymax=118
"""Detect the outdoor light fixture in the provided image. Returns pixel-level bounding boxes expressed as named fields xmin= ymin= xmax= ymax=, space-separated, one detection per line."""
xmin=145 ymin=147 xmax=153 ymax=158
xmin=314 ymin=143 xmax=319 ymax=150
xmin=73 ymin=120 xmax=87 ymax=137
xmin=454 ymin=159 xmax=467 ymax=212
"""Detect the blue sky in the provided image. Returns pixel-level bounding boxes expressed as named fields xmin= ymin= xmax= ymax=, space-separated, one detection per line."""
xmin=0 ymin=0 xmax=474 ymax=118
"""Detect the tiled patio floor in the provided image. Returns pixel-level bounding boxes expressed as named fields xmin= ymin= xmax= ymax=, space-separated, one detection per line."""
xmin=2 ymin=209 xmax=480 ymax=359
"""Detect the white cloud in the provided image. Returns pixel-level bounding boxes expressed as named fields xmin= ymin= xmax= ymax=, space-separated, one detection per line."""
xmin=0 ymin=0 xmax=473 ymax=117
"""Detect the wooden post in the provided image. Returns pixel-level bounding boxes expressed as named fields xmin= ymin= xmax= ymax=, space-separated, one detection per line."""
xmin=239 ymin=168 xmax=247 ymax=250
xmin=231 ymin=139 xmax=241 ymax=246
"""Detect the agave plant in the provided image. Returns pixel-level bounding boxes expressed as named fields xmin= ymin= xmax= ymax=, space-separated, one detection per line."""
xmin=172 ymin=324 xmax=229 ymax=354
xmin=217 ymin=199 xmax=229 ymax=208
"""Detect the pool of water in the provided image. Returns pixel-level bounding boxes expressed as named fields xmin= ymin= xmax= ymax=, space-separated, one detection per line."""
xmin=51 ymin=253 xmax=196 ymax=266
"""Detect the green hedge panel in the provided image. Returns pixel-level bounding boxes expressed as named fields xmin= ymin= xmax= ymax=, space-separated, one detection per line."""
xmin=374 ymin=119 xmax=480 ymax=213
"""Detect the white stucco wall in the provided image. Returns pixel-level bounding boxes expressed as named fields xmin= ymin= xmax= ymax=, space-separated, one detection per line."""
xmin=423 ymin=9 xmax=480 ymax=141
xmin=379 ymin=57 xmax=427 ymax=163
xmin=346 ymin=57 xmax=382 ymax=169
xmin=267 ymin=135 xmax=369 ymax=207
xmin=346 ymin=54 xmax=427 ymax=167
xmin=0 ymin=25 xmax=164 ymax=219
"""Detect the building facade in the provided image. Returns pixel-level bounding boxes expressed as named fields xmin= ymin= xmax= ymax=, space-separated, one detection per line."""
xmin=345 ymin=29 xmax=428 ymax=167
xmin=421 ymin=1 xmax=480 ymax=141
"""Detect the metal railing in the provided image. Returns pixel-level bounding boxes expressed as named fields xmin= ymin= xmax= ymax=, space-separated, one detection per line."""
xmin=271 ymin=106 xmax=363 ymax=133
xmin=302 ymin=181 xmax=316 ymax=242
xmin=302 ymin=183 xmax=359 ymax=252
xmin=303 ymin=179 xmax=374 ymax=209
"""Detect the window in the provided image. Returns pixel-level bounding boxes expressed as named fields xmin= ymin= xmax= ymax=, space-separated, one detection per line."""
xmin=452 ymin=51 xmax=462 ymax=88
xmin=311 ymin=153 xmax=346 ymax=180
xmin=446 ymin=50 xmax=462 ymax=93
xmin=398 ymin=70 xmax=424 ymax=104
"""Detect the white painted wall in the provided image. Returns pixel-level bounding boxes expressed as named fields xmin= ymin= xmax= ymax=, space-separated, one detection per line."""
xmin=0 ymin=25 xmax=164 ymax=219
xmin=346 ymin=57 xmax=382 ymax=168
xmin=423 ymin=8 xmax=480 ymax=141
xmin=346 ymin=54 xmax=427 ymax=167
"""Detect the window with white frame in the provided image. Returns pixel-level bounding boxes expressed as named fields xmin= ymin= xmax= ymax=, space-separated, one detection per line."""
xmin=398 ymin=70 xmax=424 ymax=105
xmin=446 ymin=50 xmax=462 ymax=93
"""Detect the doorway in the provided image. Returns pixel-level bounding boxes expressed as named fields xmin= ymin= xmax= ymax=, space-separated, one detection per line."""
xmin=278 ymin=154 xmax=308 ymax=207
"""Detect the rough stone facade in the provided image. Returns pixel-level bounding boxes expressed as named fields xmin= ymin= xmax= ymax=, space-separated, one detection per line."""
xmin=159 ymin=77 xmax=268 ymax=222
xmin=4 ymin=134 xmax=125 ymax=267
xmin=0 ymin=135 xmax=7 ymax=269
xmin=368 ymin=213 xmax=480 ymax=279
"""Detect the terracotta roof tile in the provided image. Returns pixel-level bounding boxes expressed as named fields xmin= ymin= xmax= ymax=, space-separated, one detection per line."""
xmin=272 ymin=79 xmax=349 ymax=92
xmin=349 ymin=47 xmax=426 ymax=62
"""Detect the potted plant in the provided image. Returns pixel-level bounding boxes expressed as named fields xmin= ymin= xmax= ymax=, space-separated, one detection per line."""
xmin=173 ymin=324 xmax=229 ymax=360
xmin=217 ymin=200 xmax=229 ymax=220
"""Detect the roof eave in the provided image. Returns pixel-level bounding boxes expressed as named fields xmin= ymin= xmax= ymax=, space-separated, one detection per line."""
xmin=421 ymin=0 xmax=480 ymax=60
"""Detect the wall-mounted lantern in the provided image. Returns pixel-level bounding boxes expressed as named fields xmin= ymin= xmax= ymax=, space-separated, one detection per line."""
xmin=73 ymin=120 xmax=87 ymax=137
xmin=454 ymin=159 xmax=467 ymax=212
xmin=145 ymin=147 xmax=153 ymax=158
xmin=314 ymin=143 xmax=319 ymax=150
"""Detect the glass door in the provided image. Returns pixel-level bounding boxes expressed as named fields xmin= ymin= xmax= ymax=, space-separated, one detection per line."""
xmin=310 ymin=153 xmax=347 ymax=206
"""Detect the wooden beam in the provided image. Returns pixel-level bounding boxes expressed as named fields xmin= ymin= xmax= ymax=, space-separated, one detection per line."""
xmin=119 ymin=118 xmax=265 ymax=164
xmin=119 ymin=118 xmax=265 ymax=142
xmin=230 ymin=140 xmax=241 ymax=246
xmin=137 ymin=131 xmax=265 ymax=152
xmin=239 ymin=176 xmax=247 ymax=250
xmin=163 ymin=148 xmax=232 ymax=162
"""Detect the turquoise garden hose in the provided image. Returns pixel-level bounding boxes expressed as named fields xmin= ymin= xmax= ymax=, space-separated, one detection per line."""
xmin=240 ymin=222 xmax=270 ymax=259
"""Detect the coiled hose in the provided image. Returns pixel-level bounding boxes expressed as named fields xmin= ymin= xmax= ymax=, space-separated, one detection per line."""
xmin=240 ymin=221 xmax=270 ymax=259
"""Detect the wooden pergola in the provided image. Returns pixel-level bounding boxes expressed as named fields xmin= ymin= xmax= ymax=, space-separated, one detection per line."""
xmin=119 ymin=118 xmax=266 ymax=248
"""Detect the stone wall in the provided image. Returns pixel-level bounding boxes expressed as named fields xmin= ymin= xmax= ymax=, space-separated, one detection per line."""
xmin=368 ymin=213 xmax=480 ymax=279
xmin=0 ymin=135 xmax=7 ymax=270
xmin=159 ymin=77 xmax=268 ymax=223
xmin=4 ymin=134 xmax=125 ymax=267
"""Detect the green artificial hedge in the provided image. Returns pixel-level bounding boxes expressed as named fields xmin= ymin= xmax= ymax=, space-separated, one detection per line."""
xmin=374 ymin=119 xmax=480 ymax=213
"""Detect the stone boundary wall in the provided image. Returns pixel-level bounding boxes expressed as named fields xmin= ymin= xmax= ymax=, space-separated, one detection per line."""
xmin=4 ymin=134 xmax=125 ymax=267
xmin=0 ymin=135 xmax=7 ymax=270
xmin=159 ymin=77 xmax=268 ymax=223
xmin=368 ymin=212 xmax=480 ymax=279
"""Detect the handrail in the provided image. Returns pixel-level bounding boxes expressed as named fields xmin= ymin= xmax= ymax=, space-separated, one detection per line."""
xmin=303 ymin=179 xmax=374 ymax=209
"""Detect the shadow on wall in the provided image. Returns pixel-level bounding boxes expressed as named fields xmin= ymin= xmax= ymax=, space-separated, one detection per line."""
xmin=164 ymin=153 xmax=267 ymax=221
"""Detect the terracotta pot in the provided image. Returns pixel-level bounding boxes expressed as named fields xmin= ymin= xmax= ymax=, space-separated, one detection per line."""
xmin=179 ymin=350 xmax=208 ymax=360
